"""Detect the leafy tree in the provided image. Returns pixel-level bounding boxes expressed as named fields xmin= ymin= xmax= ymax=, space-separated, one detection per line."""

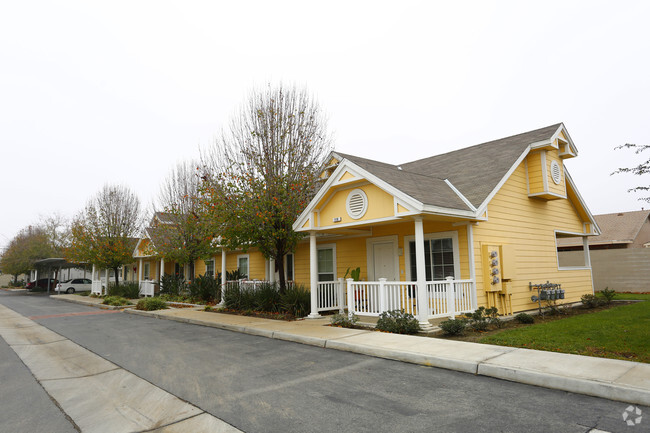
xmin=612 ymin=143 xmax=650 ymax=202
xmin=153 ymin=161 xmax=216 ymax=280
xmin=0 ymin=226 xmax=54 ymax=283
xmin=66 ymin=184 xmax=143 ymax=287
xmin=202 ymin=84 xmax=333 ymax=292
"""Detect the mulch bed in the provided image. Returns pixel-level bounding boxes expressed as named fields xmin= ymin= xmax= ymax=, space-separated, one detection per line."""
xmin=205 ymin=308 xmax=298 ymax=321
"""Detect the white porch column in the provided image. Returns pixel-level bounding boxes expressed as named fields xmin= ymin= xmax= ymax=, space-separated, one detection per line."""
xmin=269 ymin=258 xmax=275 ymax=284
xmin=219 ymin=248 xmax=227 ymax=306
xmin=414 ymin=218 xmax=431 ymax=328
xmin=467 ymin=222 xmax=478 ymax=310
xmin=138 ymin=258 xmax=143 ymax=282
xmin=584 ymin=236 xmax=594 ymax=294
xmin=160 ymin=258 xmax=165 ymax=281
xmin=91 ymin=264 xmax=96 ymax=281
xmin=307 ymin=231 xmax=321 ymax=318
xmin=104 ymin=268 xmax=109 ymax=295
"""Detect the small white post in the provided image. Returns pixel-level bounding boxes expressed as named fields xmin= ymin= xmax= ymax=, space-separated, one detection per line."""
xmin=346 ymin=278 xmax=355 ymax=318
xmin=307 ymin=231 xmax=321 ymax=318
xmin=269 ymin=258 xmax=275 ymax=284
xmin=446 ymin=276 xmax=456 ymax=319
xmin=219 ymin=248 xmax=227 ymax=306
xmin=338 ymin=277 xmax=345 ymax=314
xmin=379 ymin=278 xmax=387 ymax=314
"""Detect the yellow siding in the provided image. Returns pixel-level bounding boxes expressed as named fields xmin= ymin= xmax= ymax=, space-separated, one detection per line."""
xmin=340 ymin=171 xmax=356 ymax=181
xmin=319 ymin=184 xmax=395 ymax=228
xmin=292 ymin=221 xmax=470 ymax=288
xmin=526 ymin=151 xmax=545 ymax=194
xmin=545 ymin=150 xmax=566 ymax=196
xmin=223 ymin=249 xmax=267 ymax=280
xmin=474 ymin=161 xmax=592 ymax=313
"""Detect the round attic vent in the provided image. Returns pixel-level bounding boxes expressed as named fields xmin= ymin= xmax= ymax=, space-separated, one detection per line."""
xmin=550 ymin=160 xmax=562 ymax=185
xmin=346 ymin=189 xmax=368 ymax=220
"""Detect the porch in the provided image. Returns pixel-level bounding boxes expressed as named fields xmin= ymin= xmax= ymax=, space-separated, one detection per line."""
xmin=315 ymin=277 xmax=476 ymax=320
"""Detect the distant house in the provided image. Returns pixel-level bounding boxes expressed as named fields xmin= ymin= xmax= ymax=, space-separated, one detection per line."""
xmin=558 ymin=210 xmax=650 ymax=292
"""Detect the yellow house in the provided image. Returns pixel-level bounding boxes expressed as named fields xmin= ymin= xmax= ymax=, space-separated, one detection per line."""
xmin=132 ymin=212 xmax=273 ymax=295
xmin=292 ymin=123 xmax=600 ymax=328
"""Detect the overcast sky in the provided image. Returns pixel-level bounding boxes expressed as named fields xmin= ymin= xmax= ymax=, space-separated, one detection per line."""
xmin=1 ymin=0 xmax=649 ymax=250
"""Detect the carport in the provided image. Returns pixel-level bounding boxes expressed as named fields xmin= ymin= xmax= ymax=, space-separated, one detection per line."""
xmin=32 ymin=258 xmax=86 ymax=295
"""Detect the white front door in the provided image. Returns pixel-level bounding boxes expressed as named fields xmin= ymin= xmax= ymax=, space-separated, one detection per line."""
xmin=373 ymin=242 xmax=396 ymax=280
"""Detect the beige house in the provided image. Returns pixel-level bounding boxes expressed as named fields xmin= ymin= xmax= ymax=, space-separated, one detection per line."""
xmin=558 ymin=210 xmax=650 ymax=292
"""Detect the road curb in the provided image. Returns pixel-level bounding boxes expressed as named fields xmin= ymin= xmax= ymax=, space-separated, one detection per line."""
xmin=59 ymin=297 xmax=650 ymax=407
xmin=49 ymin=295 xmax=134 ymax=310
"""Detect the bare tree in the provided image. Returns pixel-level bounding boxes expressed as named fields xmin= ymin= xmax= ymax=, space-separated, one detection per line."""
xmin=154 ymin=160 xmax=215 ymax=280
xmin=67 ymin=184 xmax=143 ymax=287
xmin=612 ymin=143 xmax=650 ymax=202
xmin=202 ymin=84 xmax=333 ymax=291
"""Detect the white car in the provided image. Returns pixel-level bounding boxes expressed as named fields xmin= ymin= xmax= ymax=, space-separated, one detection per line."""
xmin=56 ymin=278 xmax=92 ymax=294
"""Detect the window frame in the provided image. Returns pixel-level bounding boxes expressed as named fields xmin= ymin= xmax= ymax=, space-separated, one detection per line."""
xmin=404 ymin=231 xmax=461 ymax=281
xmin=237 ymin=254 xmax=249 ymax=279
xmin=555 ymin=230 xmax=591 ymax=270
xmin=204 ymin=259 xmax=215 ymax=278
xmin=317 ymin=243 xmax=337 ymax=282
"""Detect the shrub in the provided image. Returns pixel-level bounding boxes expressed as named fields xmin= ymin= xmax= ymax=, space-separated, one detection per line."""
xmin=136 ymin=297 xmax=168 ymax=311
xmin=581 ymin=294 xmax=603 ymax=309
xmin=160 ymin=274 xmax=186 ymax=297
xmin=254 ymin=283 xmax=281 ymax=312
xmin=515 ymin=312 xmax=534 ymax=324
xmin=8 ymin=279 xmax=25 ymax=288
xmin=279 ymin=285 xmax=311 ymax=318
xmin=330 ymin=313 xmax=359 ymax=328
xmin=600 ymin=287 xmax=617 ymax=305
xmin=465 ymin=306 xmax=491 ymax=331
xmin=439 ymin=318 xmax=468 ymax=335
xmin=108 ymin=281 xmax=140 ymax=299
xmin=376 ymin=310 xmax=420 ymax=334
xmin=223 ymin=283 xmax=242 ymax=310
xmin=188 ymin=274 xmax=220 ymax=303
xmin=102 ymin=296 xmax=131 ymax=306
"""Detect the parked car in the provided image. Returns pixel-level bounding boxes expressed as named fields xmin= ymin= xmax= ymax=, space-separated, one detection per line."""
xmin=26 ymin=278 xmax=58 ymax=291
xmin=55 ymin=278 xmax=92 ymax=294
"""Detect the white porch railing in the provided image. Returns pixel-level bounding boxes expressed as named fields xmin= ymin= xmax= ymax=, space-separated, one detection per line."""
xmin=91 ymin=280 xmax=104 ymax=296
xmin=345 ymin=277 xmax=476 ymax=319
xmin=427 ymin=278 xmax=475 ymax=319
xmin=316 ymin=278 xmax=346 ymax=313
xmin=225 ymin=279 xmax=295 ymax=291
xmin=139 ymin=280 xmax=156 ymax=297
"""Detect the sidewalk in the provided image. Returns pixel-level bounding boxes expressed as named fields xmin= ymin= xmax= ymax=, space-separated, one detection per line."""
xmin=53 ymin=295 xmax=650 ymax=407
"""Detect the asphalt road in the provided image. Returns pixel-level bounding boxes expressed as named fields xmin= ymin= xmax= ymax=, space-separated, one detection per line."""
xmin=0 ymin=291 xmax=647 ymax=433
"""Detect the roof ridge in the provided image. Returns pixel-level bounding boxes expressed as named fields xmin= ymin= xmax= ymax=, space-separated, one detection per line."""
xmin=400 ymin=123 xmax=562 ymax=167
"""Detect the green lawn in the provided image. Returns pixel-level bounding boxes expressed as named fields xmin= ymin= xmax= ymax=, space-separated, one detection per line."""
xmin=480 ymin=299 xmax=650 ymax=363
xmin=601 ymin=292 xmax=650 ymax=301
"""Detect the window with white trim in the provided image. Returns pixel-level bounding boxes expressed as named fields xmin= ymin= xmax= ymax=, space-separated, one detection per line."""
xmin=317 ymin=245 xmax=336 ymax=282
xmin=285 ymin=253 xmax=294 ymax=281
xmin=405 ymin=231 xmax=461 ymax=281
xmin=237 ymin=255 xmax=249 ymax=278
xmin=556 ymin=232 xmax=589 ymax=269
xmin=205 ymin=259 xmax=215 ymax=278
xmin=175 ymin=263 xmax=184 ymax=279
xmin=144 ymin=263 xmax=150 ymax=280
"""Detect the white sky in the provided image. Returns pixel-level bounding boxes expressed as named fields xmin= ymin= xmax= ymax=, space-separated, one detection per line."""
xmin=1 ymin=0 xmax=649 ymax=250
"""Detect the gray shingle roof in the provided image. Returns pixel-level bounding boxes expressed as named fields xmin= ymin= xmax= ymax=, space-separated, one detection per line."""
xmin=335 ymin=123 xmax=563 ymax=211
xmin=557 ymin=210 xmax=650 ymax=247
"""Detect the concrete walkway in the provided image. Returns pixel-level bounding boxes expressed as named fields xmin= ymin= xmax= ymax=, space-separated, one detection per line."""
xmin=0 ymin=302 xmax=241 ymax=433
xmin=54 ymin=295 xmax=650 ymax=407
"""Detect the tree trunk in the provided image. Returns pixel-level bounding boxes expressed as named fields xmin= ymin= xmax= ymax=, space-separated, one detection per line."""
xmin=13 ymin=274 xmax=18 ymax=285
xmin=276 ymin=253 xmax=286 ymax=294
xmin=113 ymin=267 xmax=120 ymax=287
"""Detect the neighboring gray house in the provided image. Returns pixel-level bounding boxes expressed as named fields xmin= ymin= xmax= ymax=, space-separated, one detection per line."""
xmin=558 ymin=210 xmax=650 ymax=292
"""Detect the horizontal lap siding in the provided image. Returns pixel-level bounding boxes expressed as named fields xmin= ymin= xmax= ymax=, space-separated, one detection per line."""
xmin=475 ymin=162 xmax=592 ymax=313
xmin=292 ymin=221 xmax=470 ymax=288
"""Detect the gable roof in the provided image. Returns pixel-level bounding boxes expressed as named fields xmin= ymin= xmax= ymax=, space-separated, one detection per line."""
xmin=295 ymin=123 xmax=595 ymax=231
xmin=334 ymin=123 xmax=565 ymax=211
xmin=557 ymin=210 xmax=650 ymax=247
